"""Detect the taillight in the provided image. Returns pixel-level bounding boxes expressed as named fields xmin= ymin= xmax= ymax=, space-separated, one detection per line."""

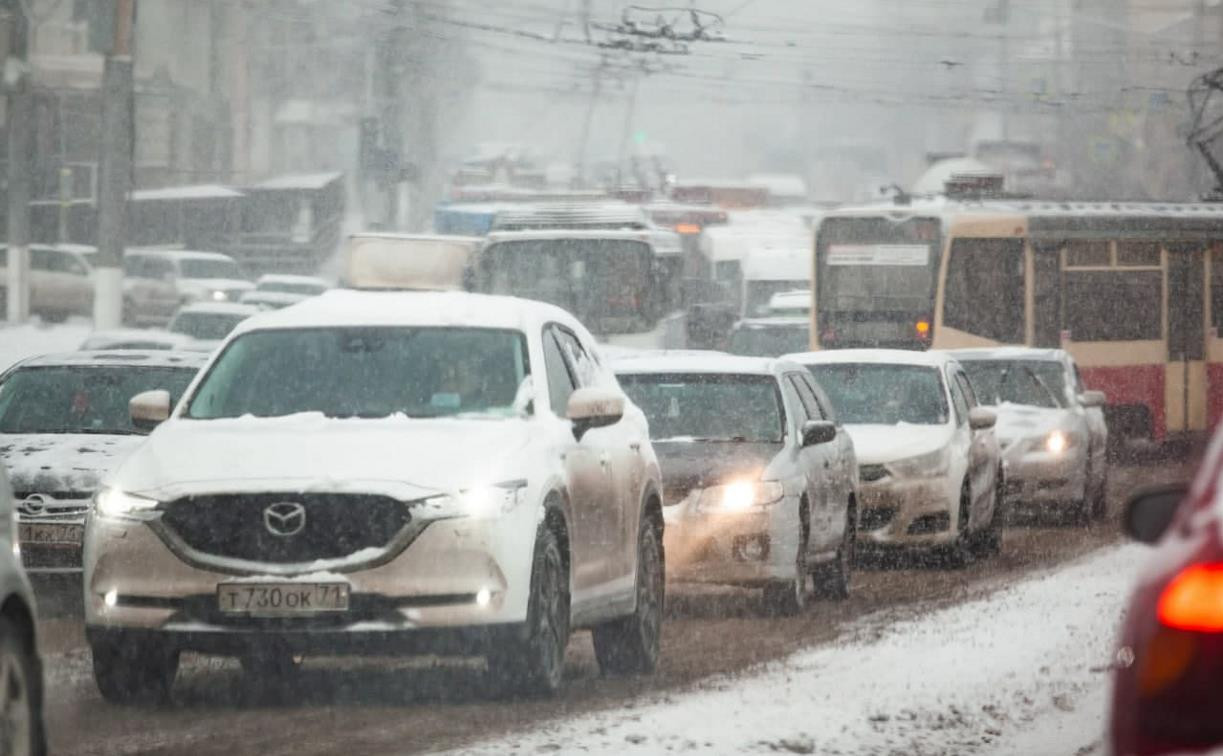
xmin=915 ymin=318 xmax=932 ymax=342
xmin=1158 ymin=563 xmax=1223 ymax=632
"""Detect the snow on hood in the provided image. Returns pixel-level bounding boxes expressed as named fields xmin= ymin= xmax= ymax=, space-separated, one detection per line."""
xmin=841 ymin=423 xmax=952 ymax=465
xmin=114 ymin=413 xmax=536 ymax=501
xmin=0 ymin=433 xmax=148 ymax=493
xmin=988 ymin=402 xmax=1071 ymax=447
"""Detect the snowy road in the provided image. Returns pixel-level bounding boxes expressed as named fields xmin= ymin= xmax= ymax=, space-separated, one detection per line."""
xmin=459 ymin=544 xmax=1138 ymax=756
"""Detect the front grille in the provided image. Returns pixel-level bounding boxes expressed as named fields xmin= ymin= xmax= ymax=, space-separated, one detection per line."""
xmin=859 ymin=465 xmax=889 ymax=483
xmin=160 ymin=493 xmax=412 ymax=564
xmin=907 ymin=512 xmax=950 ymax=535
xmin=859 ymin=506 xmax=896 ymax=531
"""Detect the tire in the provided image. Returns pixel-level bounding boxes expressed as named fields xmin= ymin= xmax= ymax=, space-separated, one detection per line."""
xmin=940 ymin=485 xmax=975 ymax=569
xmin=762 ymin=503 xmax=809 ymax=615
xmin=974 ymin=470 xmax=1003 ymax=557
xmin=1090 ymin=461 xmax=1109 ymax=521
xmin=813 ymin=500 xmax=854 ymax=600
xmin=90 ymin=632 xmax=178 ymax=705
xmin=592 ymin=515 xmax=664 ymax=675
xmin=486 ymin=523 xmax=570 ymax=696
xmin=39 ymin=311 xmax=67 ymax=325
xmin=0 ymin=615 xmax=44 ymax=756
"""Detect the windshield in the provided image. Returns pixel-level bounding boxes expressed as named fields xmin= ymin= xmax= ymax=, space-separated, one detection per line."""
xmin=807 ymin=363 xmax=949 ymax=425
xmin=816 ymin=217 xmax=939 ymax=314
xmin=259 ymin=280 xmax=326 ymax=295
xmin=187 ymin=327 xmax=530 ymax=420
xmin=169 ymin=312 xmax=251 ymax=341
xmin=0 ymin=365 xmax=197 ymax=435
xmin=961 ymin=360 xmax=1066 ymax=409
xmin=728 ymin=324 xmax=810 ymax=357
xmin=179 ymin=258 xmax=244 ymax=280
xmin=480 ymin=239 xmax=654 ymax=329
xmin=618 ymin=373 xmax=783 ymax=443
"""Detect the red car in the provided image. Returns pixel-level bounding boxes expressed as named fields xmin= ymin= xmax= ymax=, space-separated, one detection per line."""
xmin=1113 ymin=433 xmax=1223 ymax=754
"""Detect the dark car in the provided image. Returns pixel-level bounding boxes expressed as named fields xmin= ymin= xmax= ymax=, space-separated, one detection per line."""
xmin=614 ymin=352 xmax=858 ymax=615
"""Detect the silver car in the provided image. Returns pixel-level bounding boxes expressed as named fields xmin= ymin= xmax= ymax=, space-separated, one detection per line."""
xmin=615 ymin=353 xmax=858 ymax=614
xmin=0 ymin=463 xmax=47 ymax=755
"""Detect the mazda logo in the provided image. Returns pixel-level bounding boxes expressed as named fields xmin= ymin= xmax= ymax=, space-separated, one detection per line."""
xmin=263 ymin=502 xmax=306 ymax=537
xmin=18 ymin=494 xmax=49 ymax=517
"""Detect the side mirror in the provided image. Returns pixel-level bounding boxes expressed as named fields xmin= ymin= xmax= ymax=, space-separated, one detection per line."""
xmin=1078 ymin=390 xmax=1106 ymax=408
xmin=1123 ymin=483 xmax=1188 ymax=544
xmin=567 ymin=387 xmax=625 ymax=440
xmin=968 ymin=407 xmax=997 ymax=430
xmin=801 ymin=420 xmax=837 ymax=447
xmin=130 ymin=390 xmax=171 ymax=432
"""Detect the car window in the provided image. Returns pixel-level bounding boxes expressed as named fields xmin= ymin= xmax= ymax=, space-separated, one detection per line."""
xmin=782 ymin=375 xmax=809 ymax=426
xmin=800 ymin=373 xmax=839 ymax=424
xmin=954 ymin=372 xmax=978 ymax=408
xmin=29 ymin=248 xmax=51 ymax=271
xmin=948 ymin=371 xmax=969 ymax=425
xmin=542 ymin=327 xmax=577 ymax=417
xmin=123 ymin=255 xmax=145 ymax=277
xmin=552 ymin=327 xmax=599 ymax=387
xmin=618 ymin=372 xmax=785 ymax=443
xmin=788 ymin=373 xmax=823 ymax=420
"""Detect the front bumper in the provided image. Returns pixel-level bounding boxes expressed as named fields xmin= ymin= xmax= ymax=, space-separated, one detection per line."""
xmin=661 ymin=493 xmax=800 ymax=587
xmin=856 ymin=475 xmax=956 ymax=548
xmin=1003 ymin=447 xmax=1087 ymax=510
xmin=83 ymin=503 xmax=538 ymax=645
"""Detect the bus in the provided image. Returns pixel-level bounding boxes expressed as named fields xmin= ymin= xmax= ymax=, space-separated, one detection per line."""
xmin=812 ymin=199 xmax=1223 ymax=443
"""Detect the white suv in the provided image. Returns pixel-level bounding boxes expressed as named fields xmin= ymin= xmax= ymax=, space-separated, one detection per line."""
xmin=83 ymin=290 xmax=665 ymax=701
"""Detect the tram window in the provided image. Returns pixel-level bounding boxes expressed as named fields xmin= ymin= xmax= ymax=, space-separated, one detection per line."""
xmin=943 ymin=238 xmax=1025 ymax=343
xmin=1064 ymin=270 xmax=1161 ymax=341
xmin=1116 ymin=242 xmax=1161 ymax=268
xmin=1211 ymin=248 xmax=1223 ymax=330
xmin=1065 ymin=241 xmax=1110 ymax=267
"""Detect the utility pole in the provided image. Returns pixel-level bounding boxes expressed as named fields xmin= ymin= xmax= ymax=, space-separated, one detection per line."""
xmin=4 ymin=0 xmax=30 ymax=323
xmin=93 ymin=0 xmax=134 ymax=329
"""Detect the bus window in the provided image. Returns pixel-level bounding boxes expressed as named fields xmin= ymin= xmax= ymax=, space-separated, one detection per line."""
xmin=1065 ymin=241 xmax=1110 ymax=267
xmin=1117 ymin=242 xmax=1162 ymax=268
xmin=942 ymin=238 xmax=1025 ymax=344
xmin=1212 ymin=248 xmax=1223 ymax=331
xmin=1063 ymin=270 xmax=1161 ymax=341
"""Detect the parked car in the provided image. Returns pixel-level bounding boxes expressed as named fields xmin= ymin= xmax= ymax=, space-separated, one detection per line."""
xmin=765 ymin=289 xmax=811 ymax=317
xmin=0 ymin=462 xmax=46 ymax=756
xmin=166 ymin=302 xmax=262 ymax=351
xmin=125 ymin=250 xmax=253 ymax=305
xmin=0 ymin=351 xmax=206 ymax=579
xmin=950 ymin=348 xmax=1108 ymax=523
xmin=786 ymin=349 xmax=1002 ymax=565
xmin=1111 ymin=441 xmax=1223 ymax=754
xmin=614 ymin=353 xmax=857 ymax=614
xmin=80 ymin=329 xmax=195 ymax=352
xmin=0 ymin=244 xmax=94 ymax=323
xmin=83 ymin=289 xmax=665 ymax=702
xmin=239 ymin=274 xmax=330 ymax=309
xmin=728 ymin=316 xmax=811 ymax=357
xmin=117 ymin=251 xmax=187 ymax=327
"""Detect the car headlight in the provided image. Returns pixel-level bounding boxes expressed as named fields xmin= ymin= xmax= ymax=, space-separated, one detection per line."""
xmin=886 ymin=448 xmax=950 ymax=479
xmin=211 ymin=290 xmax=228 ymax=302
xmin=416 ymin=481 xmax=528 ymax=520
xmin=94 ymin=487 xmax=161 ymax=520
xmin=1043 ymin=429 xmax=1071 ymax=454
xmin=697 ymin=480 xmax=784 ymax=512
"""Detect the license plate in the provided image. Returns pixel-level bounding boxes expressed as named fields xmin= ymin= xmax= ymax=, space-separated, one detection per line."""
xmin=18 ymin=523 xmax=84 ymax=546
xmin=217 ymin=582 xmax=350 ymax=616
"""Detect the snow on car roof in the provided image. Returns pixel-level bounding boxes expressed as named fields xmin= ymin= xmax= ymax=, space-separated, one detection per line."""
xmin=612 ymin=352 xmax=787 ymax=376
xmin=736 ymin=316 xmax=810 ymax=328
xmin=944 ymin=347 xmax=1068 ymax=363
xmin=255 ymin=274 xmax=329 ymax=286
xmin=485 ymin=229 xmax=660 ymax=243
xmin=784 ymin=348 xmax=958 ymax=368
xmin=130 ymin=184 xmax=244 ymax=202
xmin=176 ymin=302 xmax=264 ymax=316
xmin=768 ymin=290 xmax=811 ymax=307
xmin=138 ymin=249 xmax=237 ymax=262
xmin=231 ymin=289 xmax=583 ymax=336
xmin=742 ymin=247 xmax=810 ymax=280
xmin=17 ymin=350 xmax=209 ymax=369
xmin=251 ymin=172 xmax=342 ymax=191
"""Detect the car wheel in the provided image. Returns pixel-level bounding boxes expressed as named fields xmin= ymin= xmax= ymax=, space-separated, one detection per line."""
xmin=0 ymin=615 xmax=44 ymax=756
xmin=592 ymin=515 xmax=664 ymax=675
xmin=974 ymin=470 xmax=1004 ymax=557
xmin=813 ymin=499 xmax=853 ymax=600
xmin=940 ymin=484 xmax=975 ymax=569
xmin=39 ymin=311 xmax=67 ymax=325
xmin=763 ymin=503 xmax=809 ymax=615
xmin=1090 ymin=461 xmax=1109 ymax=521
xmin=487 ymin=523 xmax=569 ymax=696
xmin=90 ymin=632 xmax=178 ymax=704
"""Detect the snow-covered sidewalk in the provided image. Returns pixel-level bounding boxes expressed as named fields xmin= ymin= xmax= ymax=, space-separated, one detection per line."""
xmin=455 ymin=544 xmax=1143 ymax=755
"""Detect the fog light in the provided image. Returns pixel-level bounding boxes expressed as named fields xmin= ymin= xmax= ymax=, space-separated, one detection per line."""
xmin=103 ymin=589 xmax=118 ymax=608
xmin=732 ymin=535 xmax=770 ymax=562
xmin=476 ymin=587 xmax=491 ymax=607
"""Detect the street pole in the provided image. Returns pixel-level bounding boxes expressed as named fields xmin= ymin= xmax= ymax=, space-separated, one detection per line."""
xmin=93 ymin=0 xmax=134 ymax=330
xmin=5 ymin=1 xmax=30 ymax=324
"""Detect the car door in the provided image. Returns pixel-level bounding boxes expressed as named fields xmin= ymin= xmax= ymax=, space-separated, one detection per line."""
xmin=781 ymin=374 xmax=827 ymax=542
xmin=954 ymin=369 xmax=998 ymax=528
xmin=547 ymin=325 xmax=623 ymax=592
xmin=797 ymin=372 xmax=854 ymax=548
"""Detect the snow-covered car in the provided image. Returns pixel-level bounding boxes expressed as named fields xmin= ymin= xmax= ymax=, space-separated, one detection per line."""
xmin=239 ymin=274 xmax=330 ymax=309
xmin=950 ymin=348 xmax=1108 ymax=522
xmin=126 ymin=250 xmax=253 ymax=305
xmin=765 ymin=289 xmax=811 ymax=318
xmin=615 ymin=353 xmax=857 ymax=614
xmin=79 ymin=329 xmax=195 ymax=352
xmin=0 ymin=244 xmax=94 ymax=323
xmin=0 ymin=462 xmax=46 ymax=755
xmin=728 ymin=316 xmax=811 ymax=357
xmin=0 ymin=351 xmax=206 ymax=576
xmin=166 ymin=301 xmax=262 ymax=351
xmin=83 ymin=290 xmax=665 ymax=702
xmin=786 ymin=349 xmax=1002 ymax=564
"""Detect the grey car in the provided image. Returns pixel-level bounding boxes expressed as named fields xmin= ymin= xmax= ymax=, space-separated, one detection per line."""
xmin=615 ymin=353 xmax=858 ymax=614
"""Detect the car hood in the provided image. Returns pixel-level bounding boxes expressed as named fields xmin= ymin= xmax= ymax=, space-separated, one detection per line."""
xmin=842 ymin=423 xmax=953 ymax=465
xmin=0 ymin=433 xmax=147 ymax=494
xmin=652 ymin=440 xmax=781 ymax=498
xmin=114 ymin=414 xmax=536 ymax=501
xmin=989 ymin=403 xmax=1073 ymax=449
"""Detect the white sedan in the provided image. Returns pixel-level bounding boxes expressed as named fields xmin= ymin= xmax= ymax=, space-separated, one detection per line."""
xmin=786 ymin=349 xmax=1002 ymax=565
